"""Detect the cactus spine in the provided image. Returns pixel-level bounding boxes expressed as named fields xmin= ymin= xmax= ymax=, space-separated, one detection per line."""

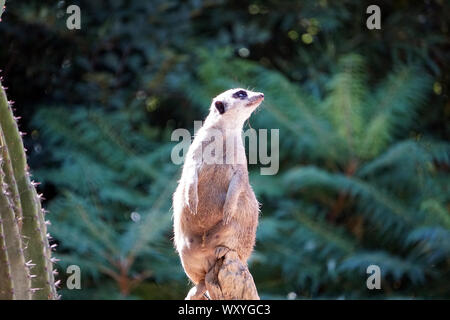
xmin=0 ymin=80 xmax=57 ymax=299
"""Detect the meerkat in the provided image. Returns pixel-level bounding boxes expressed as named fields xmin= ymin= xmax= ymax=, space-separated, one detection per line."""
xmin=172 ymin=88 xmax=264 ymax=300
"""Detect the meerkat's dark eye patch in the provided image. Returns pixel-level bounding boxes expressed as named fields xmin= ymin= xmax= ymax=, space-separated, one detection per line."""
xmin=232 ymin=90 xmax=248 ymax=99
xmin=215 ymin=101 xmax=225 ymax=114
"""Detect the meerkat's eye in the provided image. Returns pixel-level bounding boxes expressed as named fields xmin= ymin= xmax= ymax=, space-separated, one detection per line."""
xmin=215 ymin=101 xmax=225 ymax=114
xmin=232 ymin=90 xmax=247 ymax=99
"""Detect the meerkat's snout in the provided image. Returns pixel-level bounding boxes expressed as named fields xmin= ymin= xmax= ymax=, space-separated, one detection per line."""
xmin=245 ymin=93 xmax=264 ymax=107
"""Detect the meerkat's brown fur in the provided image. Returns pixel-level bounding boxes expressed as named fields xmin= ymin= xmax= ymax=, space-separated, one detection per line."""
xmin=173 ymin=88 xmax=264 ymax=299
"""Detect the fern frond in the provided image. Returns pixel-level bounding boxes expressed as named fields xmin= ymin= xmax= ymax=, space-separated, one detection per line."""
xmin=360 ymin=65 xmax=432 ymax=158
xmin=324 ymin=54 xmax=367 ymax=154
xmin=283 ymin=166 xmax=422 ymax=234
xmin=339 ymin=251 xmax=429 ymax=284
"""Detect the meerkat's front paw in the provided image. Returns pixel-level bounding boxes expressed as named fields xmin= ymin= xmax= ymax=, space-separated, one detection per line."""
xmin=222 ymin=204 xmax=235 ymax=224
xmin=185 ymin=185 xmax=198 ymax=214
xmin=185 ymin=179 xmax=198 ymax=214
xmin=215 ymin=246 xmax=230 ymax=259
xmin=187 ymin=194 xmax=198 ymax=214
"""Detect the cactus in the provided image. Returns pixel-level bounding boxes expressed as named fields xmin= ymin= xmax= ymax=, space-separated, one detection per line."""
xmin=0 ymin=0 xmax=5 ymax=21
xmin=0 ymin=79 xmax=58 ymax=299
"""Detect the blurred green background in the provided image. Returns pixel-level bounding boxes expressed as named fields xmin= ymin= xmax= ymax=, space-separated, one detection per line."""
xmin=0 ymin=0 xmax=449 ymax=299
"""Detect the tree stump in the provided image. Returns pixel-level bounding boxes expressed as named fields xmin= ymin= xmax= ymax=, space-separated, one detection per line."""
xmin=203 ymin=250 xmax=259 ymax=300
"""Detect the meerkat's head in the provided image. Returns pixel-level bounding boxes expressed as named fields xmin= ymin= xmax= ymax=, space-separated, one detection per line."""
xmin=208 ymin=88 xmax=264 ymax=128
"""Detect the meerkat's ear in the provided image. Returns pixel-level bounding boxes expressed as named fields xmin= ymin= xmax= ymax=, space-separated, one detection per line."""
xmin=215 ymin=101 xmax=225 ymax=114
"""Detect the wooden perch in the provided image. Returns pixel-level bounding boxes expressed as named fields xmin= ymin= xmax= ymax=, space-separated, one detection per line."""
xmin=187 ymin=250 xmax=259 ymax=300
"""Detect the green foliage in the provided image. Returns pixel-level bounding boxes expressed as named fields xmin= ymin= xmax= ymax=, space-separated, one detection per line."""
xmin=32 ymin=107 xmax=186 ymax=298
xmin=1 ymin=0 xmax=448 ymax=299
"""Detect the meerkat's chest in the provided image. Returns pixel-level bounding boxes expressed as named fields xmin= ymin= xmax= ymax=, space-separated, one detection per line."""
xmin=197 ymin=164 xmax=233 ymax=203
